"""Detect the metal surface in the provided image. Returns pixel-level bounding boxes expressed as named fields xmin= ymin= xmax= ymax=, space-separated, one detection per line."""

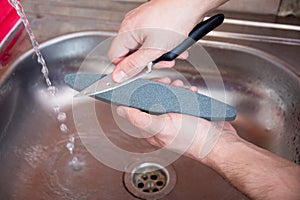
xmin=0 ymin=32 xmax=299 ymax=199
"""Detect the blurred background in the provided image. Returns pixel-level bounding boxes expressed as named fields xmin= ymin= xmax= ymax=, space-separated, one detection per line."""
xmin=1 ymin=0 xmax=299 ymax=73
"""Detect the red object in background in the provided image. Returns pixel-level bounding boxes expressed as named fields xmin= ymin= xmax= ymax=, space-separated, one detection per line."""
xmin=0 ymin=0 xmax=24 ymax=67
xmin=0 ymin=0 xmax=20 ymax=43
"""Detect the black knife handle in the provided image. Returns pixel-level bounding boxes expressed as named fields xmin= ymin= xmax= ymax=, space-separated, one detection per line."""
xmin=152 ymin=13 xmax=224 ymax=64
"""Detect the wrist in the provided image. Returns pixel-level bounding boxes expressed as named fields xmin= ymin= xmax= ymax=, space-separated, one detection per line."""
xmin=150 ymin=0 xmax=206 ymax=28
xmin=151 ymin=0 xmax=228 ymax=33
xmin=156 ymin=0 xmax=228 ymax=18
xmin=201 ymin=131 xmax=242 ymax=168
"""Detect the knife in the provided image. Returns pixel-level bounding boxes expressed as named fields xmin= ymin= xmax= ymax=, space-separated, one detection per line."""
xmin=75 ymin=13 xmax=224 ymax=97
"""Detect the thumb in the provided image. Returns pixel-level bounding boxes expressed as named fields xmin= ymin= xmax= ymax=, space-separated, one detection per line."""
xmin=112 ymin=47 xmax=165 ymax=82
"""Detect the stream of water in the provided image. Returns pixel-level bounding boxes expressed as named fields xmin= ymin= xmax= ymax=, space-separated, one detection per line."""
xmin=8 ymin=0 xmax=82 ymax=171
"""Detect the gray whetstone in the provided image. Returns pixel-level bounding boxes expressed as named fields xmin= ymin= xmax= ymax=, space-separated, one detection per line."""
xmin=64 ymin=73 xmax=236 ymax=121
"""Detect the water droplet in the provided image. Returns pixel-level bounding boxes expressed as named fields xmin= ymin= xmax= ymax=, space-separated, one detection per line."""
xmin=66 ymin=142 xmax=74 ymax=154
xmin=60 ymin=123 xmax=68 ymax=133
xmin=69 ymin=156 xmax=85 ymax=171
xmin=41 ymin=66 xmax=48 ymax=75
xmin=53 ymin=105 xmax=60 ymax=113
xmin=106 ymin=82 xmax=111 ymax=86
xmin=45 ymin=78 xmax=52 ymax=87
xmin=69 ymin=135 xmax=75 ymax=143
xmin=57 ymin=112 xmax=67 ymax=122
xmin=47 ymin=86 xmax=56 ymax=96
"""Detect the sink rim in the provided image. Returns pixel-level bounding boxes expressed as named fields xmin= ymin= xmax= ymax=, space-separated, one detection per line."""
xmin=2 ymin=31 xmax=299 ymax=86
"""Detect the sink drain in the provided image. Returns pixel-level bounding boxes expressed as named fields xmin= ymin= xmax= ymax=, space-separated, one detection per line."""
xmin=132 ymin=163 xmax=168 ymax=193
xmin=123 ymin=162 xmax=176 ymax=199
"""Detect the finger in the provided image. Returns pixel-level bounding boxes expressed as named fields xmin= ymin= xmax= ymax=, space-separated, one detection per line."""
xmin=177 ymin=50 xmax=189 ymax=60
xmin=153 ymin=77 xmax=198 ymax=92
xmin=152 ymin=51 xmax=188 ymax=69
xmin=151 ymin=77 xmax=171 ymax=84
xmin=154 ymin=60 xmax=175 ymax=68
xmin=146 ymin=136 xmax=166 ymax=148
xmin=170 ymin=79 xmax=198 ymax=92
xmin=112 ymin=47 xmax=163 ymax=82
xmin=116 ymin=106 xmax=165 ymax=136
xmin=171 ymin=79 xmax=184 ymax=87
xmin=107 ymin=32 xmax=141 ymax=64
xmin=116 ymin=106 xmax=150 ymax=128
xmin=189 ymin=86 xmax=198 ymax=92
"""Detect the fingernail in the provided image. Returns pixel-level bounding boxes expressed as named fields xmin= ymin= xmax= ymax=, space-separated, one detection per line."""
xmin=117 ymin=107 xmax=126 ymax=118
xmin=113 ymin=69 xmax=127 ymax=82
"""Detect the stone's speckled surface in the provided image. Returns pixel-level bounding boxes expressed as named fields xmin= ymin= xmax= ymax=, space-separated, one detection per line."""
xmin=64 ymin=73 xmax=236 ymax=121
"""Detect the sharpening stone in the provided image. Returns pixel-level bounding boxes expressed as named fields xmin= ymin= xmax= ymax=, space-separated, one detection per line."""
xmin=64 ymin=73 xmax=236 ymax=121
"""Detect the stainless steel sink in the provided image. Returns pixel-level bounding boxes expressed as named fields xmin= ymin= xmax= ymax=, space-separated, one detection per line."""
xmin=0 ymin=32 xmax=299 ymax=199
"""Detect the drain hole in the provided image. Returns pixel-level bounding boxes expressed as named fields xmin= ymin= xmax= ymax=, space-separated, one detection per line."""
xmin=153 ymin=188 xmax=159 ymax=192
xmin=143 ymin=189 xmax=150 ymax=193
xmin=142 ymin=174 xmax=148 ymax=180
xmin=137 ymin=182 xmax=144 ymax=188
xmin=157 ymin=181 xmax=164 ymax=186
xmin=150 ymin=174 xmax=158 ymax=180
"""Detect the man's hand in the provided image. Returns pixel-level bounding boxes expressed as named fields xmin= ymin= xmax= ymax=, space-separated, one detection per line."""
xmin=116 ymin=77 xmax=237 ymax=159
xmin=108 ymin=0 xmax=229 ymax=82
xmin=116 ymin=77 xmax=300 ymax=200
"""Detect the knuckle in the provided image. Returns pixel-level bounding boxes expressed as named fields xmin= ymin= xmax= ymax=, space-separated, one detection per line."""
xmin=128 ymin=111 xmax=147 ymax=128
xmin=131 ymin=117 xmax=142 ymax=127
xmin=153 ymin=136 xmax=166 ymax=147
xmin=107 ymin=49 xmax=115 ymax=61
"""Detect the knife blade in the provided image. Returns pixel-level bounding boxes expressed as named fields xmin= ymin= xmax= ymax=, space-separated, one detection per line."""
xmin=74 ymin=63 xmax=153 ymax=97
xmin=75 ymin=13 xmax=224 ymax=97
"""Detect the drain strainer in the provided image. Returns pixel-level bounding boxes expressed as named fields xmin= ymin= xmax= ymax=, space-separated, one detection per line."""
xmin=123 ymin=162 xmax=176 ymax=200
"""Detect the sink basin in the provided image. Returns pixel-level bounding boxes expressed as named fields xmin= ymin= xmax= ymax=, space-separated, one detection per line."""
xmin=0 ymin=32 xmax=299 ymax=199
